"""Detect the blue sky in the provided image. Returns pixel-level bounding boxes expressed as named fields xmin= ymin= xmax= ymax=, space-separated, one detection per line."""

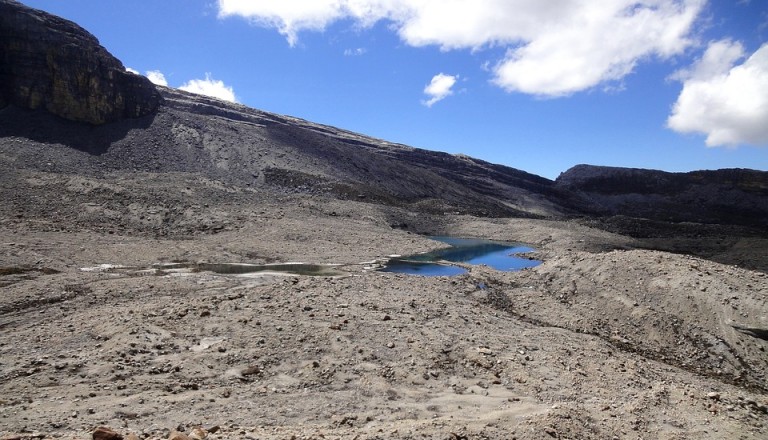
xmin=20 ymin=0 xmax=768 ymax=179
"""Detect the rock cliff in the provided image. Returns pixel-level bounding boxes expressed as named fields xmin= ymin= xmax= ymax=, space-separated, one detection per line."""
xmin=556 ymin=164 xmax=768 ymax=228
xmin=0 ymin=0 xmax=161 ymax=124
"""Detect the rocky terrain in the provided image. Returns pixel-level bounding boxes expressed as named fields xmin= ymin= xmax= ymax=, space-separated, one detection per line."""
xmin=556 ymin=165 xmax=768 ymax=229
xmin=0 ymin=0 xmax=161 ymax=124
xmin=1 ymin=1 xmax=767 ymax=439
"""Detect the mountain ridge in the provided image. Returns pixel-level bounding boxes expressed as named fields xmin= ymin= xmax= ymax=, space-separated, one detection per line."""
xmin=1 ymin=0 xmax=767 ymax=229
xmin=556 ymin=164 xmax=768 ymax=228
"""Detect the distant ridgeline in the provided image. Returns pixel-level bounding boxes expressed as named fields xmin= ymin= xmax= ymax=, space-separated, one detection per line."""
xmin=555 ymin=165 xmax=768 ymax=229
xmin=0 ymin=0 xmax=162 ymax=124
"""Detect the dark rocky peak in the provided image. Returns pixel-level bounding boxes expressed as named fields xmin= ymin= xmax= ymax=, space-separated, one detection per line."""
xmin=555 ymin=164 xmax=768 ymax=228
xmin=0 ymin=0 xmax=162 ymax=124
xmin=556 ymin=164 xmax=768 ymax=196
xmin=555 ymin=164 xmax=679 ymax=194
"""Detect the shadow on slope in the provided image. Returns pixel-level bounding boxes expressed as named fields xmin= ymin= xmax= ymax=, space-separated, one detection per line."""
xmin=0 ymin=105 xmax=155 ymax=155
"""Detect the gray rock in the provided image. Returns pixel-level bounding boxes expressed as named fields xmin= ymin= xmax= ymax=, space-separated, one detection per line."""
xmin=0 ymin=0 xmax=162 ymax=124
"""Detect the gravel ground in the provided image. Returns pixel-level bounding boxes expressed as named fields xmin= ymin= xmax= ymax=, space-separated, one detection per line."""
xmin=1 ymin=159 xmax=767 ymax=440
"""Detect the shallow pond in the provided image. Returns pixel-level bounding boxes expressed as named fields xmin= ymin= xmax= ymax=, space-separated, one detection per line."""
xmin=162 ymin=262 xmax=343 ymax=277
xmin=380 ymin=236 xmax=540 ymax=276
xmin=82 ymin=262 xmax=344 ymax=277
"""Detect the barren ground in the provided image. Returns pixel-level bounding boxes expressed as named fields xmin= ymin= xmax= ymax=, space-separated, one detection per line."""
xmin=1 ymin=164 xmax=767 ymax=440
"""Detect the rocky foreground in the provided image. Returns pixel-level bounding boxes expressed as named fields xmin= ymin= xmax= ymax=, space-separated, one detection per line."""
xmin=0 ymin=174 xmax=767 ymax=439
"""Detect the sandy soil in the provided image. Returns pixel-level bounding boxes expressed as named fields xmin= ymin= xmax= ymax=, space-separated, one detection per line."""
xmin=1 ymin=166 xmax=767 ymax=440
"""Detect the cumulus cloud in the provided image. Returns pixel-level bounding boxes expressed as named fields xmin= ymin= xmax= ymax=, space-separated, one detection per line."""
xmin=125 ymin=67 xmax=139 ymax=75
xmin=145 ymin=70 xmax=169 ymax=87
xmin=422 ymin=73 xmax=457 ymax=107
xmin=179 ymin=73 xmax=238 ymax=103
xmin=217 ymin=0 xmax=705 ymax=97
xmin=217 ymin=0 xmax=348 ymax=46
xmin=667 ymin=41 xmax=768 ymax=147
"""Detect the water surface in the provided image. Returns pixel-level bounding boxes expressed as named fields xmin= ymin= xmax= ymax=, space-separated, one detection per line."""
xmin=380 ymin=260 xmax=468 ymax=276
xmin=380 ymin=236 xmax=540 ymax=276
xmin=82 ymin=262 xmax=343 ymax=277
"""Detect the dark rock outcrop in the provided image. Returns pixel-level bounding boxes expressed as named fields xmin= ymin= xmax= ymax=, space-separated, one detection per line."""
xmin=0 ymin=0 xmax=162 ymax=124
xmin=556 ymin=164 xmax=768 ymax=228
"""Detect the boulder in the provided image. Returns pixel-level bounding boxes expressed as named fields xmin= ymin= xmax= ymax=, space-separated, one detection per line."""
xmin=92 ymin=426 xmax=123 ymax=440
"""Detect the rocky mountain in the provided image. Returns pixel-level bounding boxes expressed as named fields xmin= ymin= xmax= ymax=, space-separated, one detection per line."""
xmin=556 ymin=165 xmax=768 ymax=228
xmin=1 ymin=0 xmax=766 ymax=231
xmin=0 ymin=0 xmax=162 ymax=124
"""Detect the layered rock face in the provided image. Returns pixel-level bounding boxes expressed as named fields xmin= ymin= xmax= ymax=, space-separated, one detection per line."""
xmin=556 ymin=164 xmax=768 ymax=228
xmin=0 ymin=0 xmax=162 ymax=124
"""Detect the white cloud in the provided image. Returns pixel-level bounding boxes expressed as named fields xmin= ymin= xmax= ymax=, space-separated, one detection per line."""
xmin=179 ymin=73 xmax=238 ymax=103
xmin=217 ymin=0 xmax=706 ymax=97
xmin=217 ymin=0 xmax=348 ymax=47
xmin=489 ymin=1 xmax=705 ymax=96
xmin=125 ymin=67 xmax=139 ymax=75
xmin=422 ymin=73 xmax=457 ymax=107
xmin=344 ymin=47 xmax=367 ymax=56
xmin=668 ymin=41 xmax=768 ymax=147
xmin=145 ymin=70 xmax=169 ymax=87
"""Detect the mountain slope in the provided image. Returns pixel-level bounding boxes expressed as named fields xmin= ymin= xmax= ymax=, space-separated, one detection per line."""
xmin=1 ymin=0 xmax=767 ymax=229
xmin=1 ymin=83 xmax=579 ymax=219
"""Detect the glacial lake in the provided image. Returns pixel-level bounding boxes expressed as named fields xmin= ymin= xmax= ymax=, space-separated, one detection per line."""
xmin=380 ymin=236 xmax=540 ymax=276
